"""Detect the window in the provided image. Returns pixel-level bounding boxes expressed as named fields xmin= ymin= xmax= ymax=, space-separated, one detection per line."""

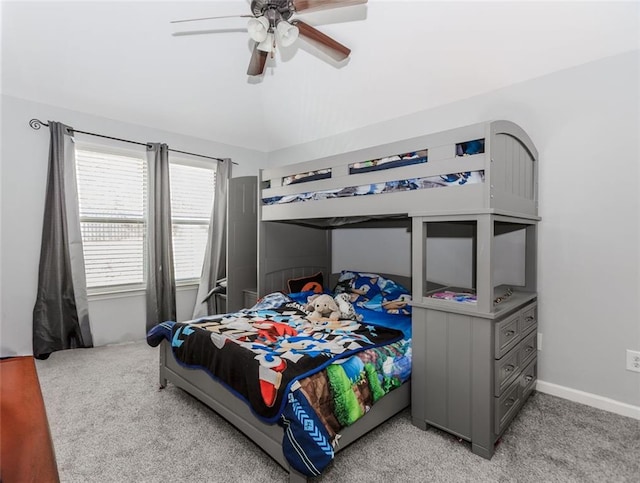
xmin=75 ymin=146 xmax=216 ymax=291
xmin=75 ymin=147 xmax=147 ymax=289
xmin=169 ymin=162 xmax=216 ymax=282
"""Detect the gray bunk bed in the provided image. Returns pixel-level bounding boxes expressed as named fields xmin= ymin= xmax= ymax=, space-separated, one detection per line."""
xmin=157 ymin=120 xmax=539 ymax=479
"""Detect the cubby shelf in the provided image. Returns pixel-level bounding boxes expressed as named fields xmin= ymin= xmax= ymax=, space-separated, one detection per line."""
xmin=413 ymin=288 xmax=537 ymax=319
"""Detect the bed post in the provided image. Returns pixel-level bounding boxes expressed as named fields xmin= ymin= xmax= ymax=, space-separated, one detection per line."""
xmin=159 ymin=340 xmax=168 ymax=389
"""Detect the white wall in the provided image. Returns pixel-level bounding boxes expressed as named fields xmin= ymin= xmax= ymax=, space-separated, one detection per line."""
xmin=0 ymin=94 xmax=267 ymax=356
xmin=269 ymin=51 xmax=640 ymax=409
xmin=331 ymin=227 xmax=411 ymax=277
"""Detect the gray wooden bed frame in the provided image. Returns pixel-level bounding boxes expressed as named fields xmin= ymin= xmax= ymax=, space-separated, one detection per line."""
xmin=157 ymin=120 xmax=538 ymax=478
xmin=259 ymin=120 xmax=538 ymax=223
xmin=159 ymin=273 xmax=412 ymax=482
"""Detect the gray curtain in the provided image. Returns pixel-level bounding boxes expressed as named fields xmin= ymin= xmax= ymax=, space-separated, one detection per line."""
xmin=33 ymin=121 xmax=93 ymax=359
xmin=192 ymin=158 xmax=231 ymax=319
xmin=146 ymin=143 xmax=176 ymax=331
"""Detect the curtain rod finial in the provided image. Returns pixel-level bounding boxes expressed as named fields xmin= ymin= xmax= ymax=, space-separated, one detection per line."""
xmin=29 ymin=119 xmax=48 ymax=130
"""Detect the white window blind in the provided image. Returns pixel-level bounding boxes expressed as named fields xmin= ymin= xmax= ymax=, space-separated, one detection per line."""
xmin=169 ymin=163 xmax=216 ymax=282
xmin=75 ymin=149 xmax=147 ymax=289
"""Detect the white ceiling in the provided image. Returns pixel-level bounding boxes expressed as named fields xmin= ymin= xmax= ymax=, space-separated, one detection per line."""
xmin=2 ymin=1 xmax=638 ymax=152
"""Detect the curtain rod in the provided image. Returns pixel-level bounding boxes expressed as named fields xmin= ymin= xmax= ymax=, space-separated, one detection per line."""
xmin=28 ymin=119 xmax=237 ymax=165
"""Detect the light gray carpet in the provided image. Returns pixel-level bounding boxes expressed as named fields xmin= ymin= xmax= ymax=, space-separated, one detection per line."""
xmin=35 ymin=340 xmax=640 ymax=482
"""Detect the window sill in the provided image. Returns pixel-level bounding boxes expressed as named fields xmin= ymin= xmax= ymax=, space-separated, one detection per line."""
xmin=88 ymin=286 xmax=146 ymax=301
xmin=176 ymin=280 xmax=199 ymax=290
xmin=177 ymin=282 xmax=199 ymax=292
xmin=87 ymin=282 xmax=199 ymax=301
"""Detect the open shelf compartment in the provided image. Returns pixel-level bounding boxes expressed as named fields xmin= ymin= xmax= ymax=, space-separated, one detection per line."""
xmin=411 ymin=213 xmax=538 ymax=318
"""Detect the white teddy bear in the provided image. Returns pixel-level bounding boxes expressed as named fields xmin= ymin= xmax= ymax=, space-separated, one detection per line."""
xmin=306 ymin=294 xmax=341 ymax=320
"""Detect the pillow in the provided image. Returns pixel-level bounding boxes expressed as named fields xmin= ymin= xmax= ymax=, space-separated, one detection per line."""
xmin=334 ymin=270 xmax=412 ymax=314
xmin=362 ymin=290 xmax=412 ymax=315
xmin=332 ymin=270 xmax=381 ymax=304
xmin=349 ymin=274 xmax=382 ymax=304
xmin=287 ymin=272 xmax=324 ymax=294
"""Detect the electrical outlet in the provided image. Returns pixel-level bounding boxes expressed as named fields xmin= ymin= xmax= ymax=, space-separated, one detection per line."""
xmin=537 ymin=333 xmax=542 ymax=351
xmin=627 ymin=350 xmax=640 ymax=373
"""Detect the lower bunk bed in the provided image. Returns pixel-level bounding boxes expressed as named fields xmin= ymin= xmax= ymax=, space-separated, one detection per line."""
xmin=148 ymin=271 xmax=412 ymax=481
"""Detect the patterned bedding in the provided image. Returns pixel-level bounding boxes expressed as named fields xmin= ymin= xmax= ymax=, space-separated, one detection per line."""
xmin=262 ymin=170 xmax=484 ymax=206
xmin=348 ymin=150 xmax=428 ymax=174
xmin=147 ymin=286 xmax=411 ymax=477
xmin=283 ymin=168 xmax=331 ymax=186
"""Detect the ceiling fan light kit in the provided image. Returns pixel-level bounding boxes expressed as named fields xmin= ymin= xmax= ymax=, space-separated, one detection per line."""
xmin=247 ymin=16 xmax=270 ymax=42
xmin=276 ymin=20 xmax=299 ymax=47
xmin=257 ymin=32 xmax=276 ymax=53
xmin=172 ymin=0 xmax=367 ymax=76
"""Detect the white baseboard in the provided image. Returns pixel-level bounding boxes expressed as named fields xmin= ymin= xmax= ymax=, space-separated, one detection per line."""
xmin=536 ymin=380 xmax=640 ymax=420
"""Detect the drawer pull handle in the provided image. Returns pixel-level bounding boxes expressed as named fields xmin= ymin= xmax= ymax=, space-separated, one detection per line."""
xmin=505 ymin=397 xmax=516 ymax=408
xmin=505 ymin=364 xmax=515 ymax=373
xmin=524 ymin=375 xmax=533 ymax=383
xmin=525 ymin=316 xmax=535 ymax=322
xmin=525 ymin=346 xmax=534 ymax=352
xmin=505 ymin=330 xmax=515 ymax=337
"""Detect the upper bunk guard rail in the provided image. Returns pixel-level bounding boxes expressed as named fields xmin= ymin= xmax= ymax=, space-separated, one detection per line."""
xmin=263 ymin=155 xmax=486 ymax=198
xmin=262 ymin=122 xmax=486 ymax=182
xmin=260 ymin=120 xmax=538 ymax=222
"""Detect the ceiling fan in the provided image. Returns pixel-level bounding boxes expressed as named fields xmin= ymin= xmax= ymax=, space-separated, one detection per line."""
xmin=171 ymin=0 xmax=368 ymax=76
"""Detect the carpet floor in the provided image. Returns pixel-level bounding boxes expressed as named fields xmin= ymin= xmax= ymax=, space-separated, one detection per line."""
xmin=35 ymin=340 xmax=640 ymax=482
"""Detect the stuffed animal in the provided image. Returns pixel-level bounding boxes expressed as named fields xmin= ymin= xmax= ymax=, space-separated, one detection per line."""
xmin=333 ymin=293 xmax=363 ymax=322
xmin=306 ymin=294 xmax=341 ymax=320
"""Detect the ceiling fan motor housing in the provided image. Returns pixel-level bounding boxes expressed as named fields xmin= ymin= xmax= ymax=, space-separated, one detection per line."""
xmin=251 ymin=0 xmax=294 ymax=22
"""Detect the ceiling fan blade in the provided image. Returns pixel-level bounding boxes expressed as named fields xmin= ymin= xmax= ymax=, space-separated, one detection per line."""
xmin=293 ymin=20 xmax=350 ymax=61
xmin=247 ymin=43 xmax=268 ymax=76
xmin=170 ymin=14 xmax=252 ymax=24
xmin=292 ymin=0 xmax=367 ymax=14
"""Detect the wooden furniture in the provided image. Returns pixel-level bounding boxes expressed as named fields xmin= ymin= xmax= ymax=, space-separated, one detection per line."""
xmin=409 ymin=123 xmax=539 ymax=458
xmin=0 ymin=356 xmax=59 ymax=482
xmin=411 ymin=298 xmax=538 ymax=458
xmin=258 ymin=121 xmax=537 ymax=223
xmin=257 ymin=120 xmax=539 ymax=459
xmin=226 ymin=176 xmax=258 ymax=313
xmin=157 ymin=121 xmax=539 ymax=479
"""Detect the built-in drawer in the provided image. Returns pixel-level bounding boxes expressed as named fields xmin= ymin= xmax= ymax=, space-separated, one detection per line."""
xmin=495 ymin=312 xmax=521 ymax=358
xmin=520 ymin=303 xmax=537 ymax=334
xmin=520 ymin=357 xmax=537 ymax=398
xmin=494 ymin=378 xmax=522 ymax=435
xmin=518 ymin=330 xmax=537 ymax=368
xmin=494 ymin=348 xmax=520 ymax=397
